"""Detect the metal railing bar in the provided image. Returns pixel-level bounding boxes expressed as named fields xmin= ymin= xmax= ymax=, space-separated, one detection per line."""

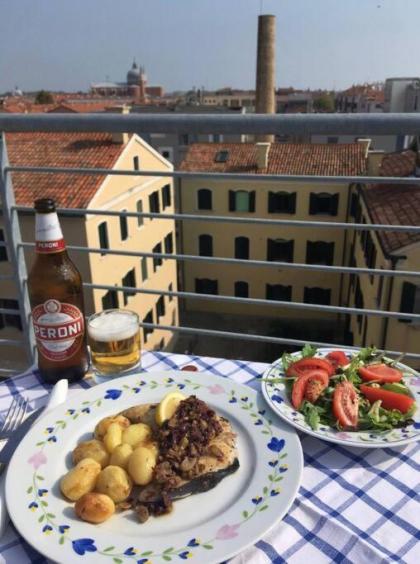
xmin=19 ymin=242 xmax=420 ymax=279
xmin=0 ymin=339 xmax=25 ymax=347
xmin=139 ymin=322 xmax=420 ymax=361
xmin=6 ymin=164 xmax=420 ymax=186
xmin=0 ymin=308 xmax=21 ymax=316
xmin=14 ymin=206 xmax=420 ymax=234
xmin=83 ymin=282 xmax=420 ymax=321
xmin=2 ymin=112 xmax=420 ymax=135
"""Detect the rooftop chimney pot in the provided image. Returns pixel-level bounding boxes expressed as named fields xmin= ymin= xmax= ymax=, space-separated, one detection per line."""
xmin=256 ymin=142 xmax=271 ymax=170
xmin=110 ymin=105 xmax=130 ymax=144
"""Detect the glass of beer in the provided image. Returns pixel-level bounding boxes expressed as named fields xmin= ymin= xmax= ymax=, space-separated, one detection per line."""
xmin=87 ymin=309 xmax=141 ymax=377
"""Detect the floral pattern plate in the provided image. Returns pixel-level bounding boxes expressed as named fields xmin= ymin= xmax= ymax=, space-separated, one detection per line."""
xmin=262 ymin=347 xmax=420 ymax=448
xmin=6 ymin=370 xmax=303 ymax=564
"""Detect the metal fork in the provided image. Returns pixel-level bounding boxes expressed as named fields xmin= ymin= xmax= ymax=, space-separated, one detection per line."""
xmin=0 ymin=396 xmax=28 ymax=441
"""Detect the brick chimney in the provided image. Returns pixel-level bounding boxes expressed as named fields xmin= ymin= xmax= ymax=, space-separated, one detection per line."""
xmin=255 ymin=15 xmax=276 ymax=143
xmin=256 ymin=142 xmax=270 ymax=170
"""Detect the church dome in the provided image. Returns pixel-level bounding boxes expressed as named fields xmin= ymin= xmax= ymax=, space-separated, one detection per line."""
xmin=127 ymin=61 xmax=140 ymax=85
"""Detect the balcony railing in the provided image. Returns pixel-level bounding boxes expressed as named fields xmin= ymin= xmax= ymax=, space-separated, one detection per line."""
xmin=1 ymin=112 xmax=420 ymax=376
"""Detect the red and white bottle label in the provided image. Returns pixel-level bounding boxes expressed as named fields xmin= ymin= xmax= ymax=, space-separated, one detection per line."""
xmin=35 ymin=212 xmax=66 ymax=254
xmin=35 ymin=239 xmax=66 ymax=254
xmin=32 ymin=299 xmax=84 ymax=362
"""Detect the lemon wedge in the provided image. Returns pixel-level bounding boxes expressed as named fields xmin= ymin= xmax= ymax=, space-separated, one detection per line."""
xmin=155 ymin=391 xmax=186 ymax=426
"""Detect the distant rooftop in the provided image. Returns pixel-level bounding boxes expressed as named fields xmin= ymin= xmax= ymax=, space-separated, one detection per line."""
xmin=179 ymin=142 xmax=367 ymax=176
xmin=6 ymin=132 xmax=126 ymax=208
xmin=361 ymin=149 xmax=420 ymax=254
xmin=362 ymin=183 xmax=420 ymax=254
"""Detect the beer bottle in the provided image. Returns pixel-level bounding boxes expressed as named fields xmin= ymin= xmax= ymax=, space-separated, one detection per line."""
xmin=28 ymin=198 xmax=89 ymax=383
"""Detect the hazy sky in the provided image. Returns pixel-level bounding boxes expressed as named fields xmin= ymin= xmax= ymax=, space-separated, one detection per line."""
xmin=1 ymin=0 xmax=419 ymax=93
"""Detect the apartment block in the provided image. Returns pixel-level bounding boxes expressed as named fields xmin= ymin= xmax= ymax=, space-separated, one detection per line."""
xmin=178 ymin=141 xmax=368 ymax=338
xmin=345 ymin=151 xmax=420 ymax=360
xmin=0 ymin=131 xmax=179 ymax=369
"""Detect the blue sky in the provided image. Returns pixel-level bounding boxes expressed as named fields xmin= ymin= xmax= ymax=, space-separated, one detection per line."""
xmin=0 ymin=0 xmax=419 ymax=93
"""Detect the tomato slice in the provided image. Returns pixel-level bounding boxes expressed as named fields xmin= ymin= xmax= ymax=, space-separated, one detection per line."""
xmin=333 ymin=381 xmax=359 ymax=428
xmin=359 ymin=363 xmax=403 ymax=384
xmin=291 ymin=369 xmax=329 ymax=409
xmin=360 ymin=384 xmax=415 ymax=414
xmin=286 ymin=357 xmax=334 ymax=378
xmin=326 ymin=350 xmax=348 ymax=370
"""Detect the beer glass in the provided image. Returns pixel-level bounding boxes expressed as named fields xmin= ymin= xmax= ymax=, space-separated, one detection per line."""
xmin=87 ymin=309 xmax=141 ymax=376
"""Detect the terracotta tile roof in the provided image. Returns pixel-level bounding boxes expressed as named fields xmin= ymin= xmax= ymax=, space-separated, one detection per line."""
xmin=379 ymin=150 xmax=416 ymax=177
xmin=5 ymin=132 xmax=125 ymax=208
xmin=47 ymin=102 xmax=117 ymax=113
xmin=179 ymin=142 xmax=367 ymax=176
xmin=362 ymin=183 xmax=420 ymax=254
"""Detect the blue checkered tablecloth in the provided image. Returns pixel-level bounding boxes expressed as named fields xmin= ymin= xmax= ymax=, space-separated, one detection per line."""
xmin=0 ymin=351 xmax=419 ymax=564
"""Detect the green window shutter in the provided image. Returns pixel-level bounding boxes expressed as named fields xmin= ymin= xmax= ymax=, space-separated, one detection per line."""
xmin=235 ymin=192 xmax=250 ymax=212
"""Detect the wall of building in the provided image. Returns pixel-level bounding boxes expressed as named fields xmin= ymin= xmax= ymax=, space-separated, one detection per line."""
xmin=345 ymin=188 xmax=420 ymax=365
xmin=180 ymin=177 xmax=351 ymax=322
xmin=0 ymin=135 xmax=179 ymax=373
xmin=87 ymin=135 xmax=179 ymax=352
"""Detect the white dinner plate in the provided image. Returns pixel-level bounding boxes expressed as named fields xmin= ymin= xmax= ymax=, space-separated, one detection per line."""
xmin=262 ymin=347 xmax=420 ymax=448
xmin=6 ymin=370 xmax=303 ymax=564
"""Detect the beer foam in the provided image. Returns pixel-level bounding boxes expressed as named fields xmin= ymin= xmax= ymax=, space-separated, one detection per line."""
xmin=88 ymin=311 xmax=139 ymax=342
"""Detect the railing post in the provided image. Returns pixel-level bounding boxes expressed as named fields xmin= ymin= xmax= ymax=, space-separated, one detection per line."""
xmin=0 ymin=134 xmax=35 ymax=364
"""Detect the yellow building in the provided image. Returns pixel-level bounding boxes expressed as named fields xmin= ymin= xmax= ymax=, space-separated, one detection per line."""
xmin=0 ymin=131 xmax=178 ymax=373
xmin=178 ymin=141 xmax=368 ymax=344
xmin=345 ymin=150 xmax=420 ymax=362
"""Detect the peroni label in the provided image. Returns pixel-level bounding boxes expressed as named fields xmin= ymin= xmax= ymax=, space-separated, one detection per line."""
xmin=32 ymin=299 xmax=84 ymax=362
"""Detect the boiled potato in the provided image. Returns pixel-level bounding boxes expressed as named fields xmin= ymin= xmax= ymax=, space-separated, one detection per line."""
xmin=121 ymin=423 xmax=152 ymax=448
xmin=127 ymin=446 xmax=157 ymax=486
xmin=95 ymin=465 xmax=132 ymax=503
xmin=94 ymin=415 xmax=130 ymax=440
xmin=60 ymin=458 xmax=101 ymax=501
xmin=144 ymin=441 xmax=159 ymax=458
xmin=72 ymin=439 xmax=109 ymax=468
xmin=75 ymin=492 xmax=115 ymax=524
xmin=103 ymin=422 xmax=123 ymax=454
xmin=109 ymin=443 xmax=133 ymax=469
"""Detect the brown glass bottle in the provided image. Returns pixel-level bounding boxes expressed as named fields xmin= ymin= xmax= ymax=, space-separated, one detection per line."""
xmin=28 ymin=198 xmax=88 ymax=383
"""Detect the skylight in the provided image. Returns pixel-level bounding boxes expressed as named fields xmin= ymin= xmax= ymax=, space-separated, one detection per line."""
xmin=215 ymin=150 xmax=229 ymax=163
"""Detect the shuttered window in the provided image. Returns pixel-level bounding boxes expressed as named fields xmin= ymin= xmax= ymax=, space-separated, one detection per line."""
xmin=198 ymin=234 xmax=213 ymax=256
xmin=309 ymin=193 xmax=339 ymax=216
xmin=266 ymin=285 xmax=292 ymax=301
xmin=234 ymin=281 xmax=249 ymax=297
xmin=399 ymin=282 xmax=419 ymax=323
xmin=304 ymin=287 xmax=331 ymax=305
xmin=228 ymin=190 xmax=255 ymax=212
xmin=306 ymin=241 xmax=335 ymax=265
xmin=267 ymin=239 xmax=294 ymax=262
xmin=268 ymin=192 xmax=296 ymax=214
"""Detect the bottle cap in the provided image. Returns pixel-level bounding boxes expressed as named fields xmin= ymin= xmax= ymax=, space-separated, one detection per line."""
xmin=34 ymin=198 xmax=56 ymax=213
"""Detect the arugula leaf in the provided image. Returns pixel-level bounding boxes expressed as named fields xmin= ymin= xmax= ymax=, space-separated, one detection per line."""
xmin=358 ymin=346 xmax=378 ymax=362
xmin=281 ymin=351 xmax=295 ymax=372
xmin=300 ymin=401 xmax=324 ymax=430
xmin=301 ymin=344 xmax=317 ymax=358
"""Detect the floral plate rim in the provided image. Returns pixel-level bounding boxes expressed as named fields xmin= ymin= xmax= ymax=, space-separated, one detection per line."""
xmin=261 ymin=347 xmax=420 ymax=448
xmin=6 ymin=370 xmax=303 ymax=564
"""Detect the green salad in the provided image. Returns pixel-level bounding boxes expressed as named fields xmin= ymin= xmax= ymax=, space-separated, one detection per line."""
xmin=270 ymin=346 xmax=416 ymax=432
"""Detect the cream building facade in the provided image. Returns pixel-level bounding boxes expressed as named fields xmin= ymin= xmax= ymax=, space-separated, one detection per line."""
xmin=345 ymin=159 xmax=420 ymax=364
xmin=179 ymin=142 xmax=368 ymax=343
xmin=0 ymin=131 xmax=178 ymax=374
